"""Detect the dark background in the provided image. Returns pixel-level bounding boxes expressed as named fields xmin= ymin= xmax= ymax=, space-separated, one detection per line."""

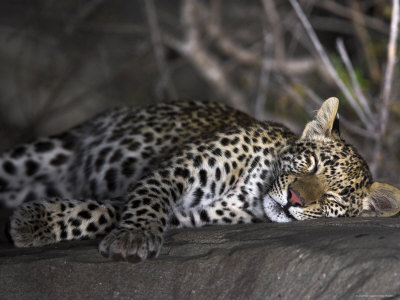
xmin=0 ymin=0 xmax=398 ymax=183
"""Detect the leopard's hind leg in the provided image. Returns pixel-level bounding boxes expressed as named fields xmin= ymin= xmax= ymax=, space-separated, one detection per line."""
xmin=0 ymin=131 xmax=79 ymax=209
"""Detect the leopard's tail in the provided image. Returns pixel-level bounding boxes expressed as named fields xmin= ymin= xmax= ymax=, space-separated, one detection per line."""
xmin=8 ymin=198 xmax=122 ymax=247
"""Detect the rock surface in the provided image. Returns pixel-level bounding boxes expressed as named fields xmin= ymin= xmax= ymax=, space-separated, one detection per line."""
xmin=1 ymin=218 xmax=400 ymax=299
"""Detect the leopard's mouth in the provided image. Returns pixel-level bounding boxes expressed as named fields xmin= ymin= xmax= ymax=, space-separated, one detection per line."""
xmin=280 ymin=187 xmax=306 ymax=220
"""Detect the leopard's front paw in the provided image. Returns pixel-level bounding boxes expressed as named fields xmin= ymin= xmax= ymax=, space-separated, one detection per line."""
xmin=9 ymin=202 xmax=57 ymax=247
xmin=99 ymin=227 xmax=163 ymax=262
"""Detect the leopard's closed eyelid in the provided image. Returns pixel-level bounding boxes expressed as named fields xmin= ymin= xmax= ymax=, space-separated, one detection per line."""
xmin=324 ymin=192 xmax=337 ymax=200
xmin=324 ymin=192 xmax=349 ymax=206
xmin=307 ymin=153 xmax=319 ymax=174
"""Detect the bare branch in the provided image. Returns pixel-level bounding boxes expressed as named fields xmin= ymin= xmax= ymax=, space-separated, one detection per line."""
xmin=336 ymin=38 xmax=374 ymax=122
xmin=311 ymin=0 xmax=389 ymax=35
xmin=203 ymin=21 xmax=317 ymax=74
xmin=190 ymin=1 xmax=317 ymax=75
xmin=310 ymin=17 xmax=357 ymax=35
xmin=289 ymin=0 xmax=373 ymax=131
xmin=144 ymin=0 xmax=177 ymax=99
xmin=338 ymin=117 xmax=373 ymax=138
xmin=289 ymin=78 xmax=322 ymax=108
xmin=162 ymin=33 xmax=186 ymax=54
xmin=380 ymin=0 xmax=400 ymax=136
xmin=277 ymin=76 xmax=315 ymax=116
xmin=261 ymin=0 xmax=285 ymax=62
xmin=205 ymin=24 xmax=261 ymax=66
xmin=180 ymin=0 xmax=250 ymax=113
xmin=254 ymin=33 xmax=273 ymax=120
xmin=65 ymin=0 xmax=105 ymax=34
xmin=209 ymin=0 xmax=221 ymax=29
xmin=351 ymin=1 xmax=381 ymax=84
xmin=285 ymin=77 xmax=372 ymax=138
xmin=162 ymin=0 xmax=249 ymax=112
xmin=298 ymin=77 xmax=372 ymax=138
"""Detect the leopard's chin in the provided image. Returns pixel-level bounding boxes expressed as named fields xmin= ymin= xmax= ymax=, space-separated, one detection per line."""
xmin=286 ymin=205 xmax=324 ymax=220
xmin=281 ymin=202 xmax=297 ymax=220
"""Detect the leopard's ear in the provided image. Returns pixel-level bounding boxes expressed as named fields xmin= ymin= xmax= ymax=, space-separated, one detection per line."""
xmin=301 ymin=97 xmax=340 ymax=140
xmin=361 ymin=182 xmax=400 ymax=217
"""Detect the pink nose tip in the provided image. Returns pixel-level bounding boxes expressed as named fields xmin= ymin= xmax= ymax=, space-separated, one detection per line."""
xmin=289 ymin=189 xmax=304 ymax=206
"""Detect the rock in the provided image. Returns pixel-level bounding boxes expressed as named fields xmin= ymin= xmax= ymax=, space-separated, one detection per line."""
xmin=1 ymin=218 xmax=400 ymax=299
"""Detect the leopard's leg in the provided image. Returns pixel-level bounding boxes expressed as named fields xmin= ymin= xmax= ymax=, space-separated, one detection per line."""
xmin=170 ymin=193 xmax=266 ymax=228
xmin=0 ymin=131 xmax=78 ymax=209
xmin=170 ymin=203 xmax=261 ymax=228
xmin=9 ymin=198 xmax=123 ymax=247
xmin=98 ymin=134 xmax=259 ymax=262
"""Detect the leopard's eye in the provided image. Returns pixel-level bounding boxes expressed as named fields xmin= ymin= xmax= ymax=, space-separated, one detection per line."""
xmin=307 ymin=153 xmax=319 ymax=174
xmin=324 ymin=192 xmax=349 ymax=207
xmin=324 ymin=193 xmax=337 ymax=201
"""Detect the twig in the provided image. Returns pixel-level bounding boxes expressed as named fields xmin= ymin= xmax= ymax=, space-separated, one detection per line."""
xmin=199 ymin=1 xmax=317 ymax=75
xmin=300 ymin=80 xmax=372 ymax=137
xmin=180 ymin=0 xmax=250 ymax=113
xmin=276 ymin=75 xmax=315 ymax=116
xmin=289 ymin=0 xmax=373 ymax=131
xmin=370 ymin=0 xmax=400 ymax=174
xmin=285 ymin=1 xmax=315 ymax=58
xmin=65 ymin=0 xmax=105 ymax=34
xmin=204 ymin=22 xmax=261 ymax=66
xmin=380 ymin=0 xmax=399 ymax=137
xmin=338 ymin=117 xmax=373 ymax=138
xmin=285 ymin=76 xmax=373 ymax=138
xmin=73 ymin=23 xmax=146 ymax=35
xmin=254 ymin=32 xmax=273 ymax=120
xmin=209 ymin=0 xmax=221 ymax=29
xmin=311 ymin=0 xmax=389 ymax=35
xmin=261 ymin=0 xmax=286 ymax=62
xmin=336 ymin=38 xmax=374 ymax=123
xmin=290 ymin=78 xmax=322 ymax=108
xmin=212 ymin=35 xmax=316 ymax=73
xmin=351 ymin=1 xmax=381 ymax=84
xmin=144 ymin=0 xmax=177 ymax=99
xmin=204 ymin=22 xmax=317 ymax=73
xmin=310 ymin=17 xmax=356 ymax=35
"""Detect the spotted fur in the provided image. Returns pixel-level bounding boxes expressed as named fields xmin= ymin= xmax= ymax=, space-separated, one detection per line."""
xmin=3 ymin=98 xmax=400 ymax=262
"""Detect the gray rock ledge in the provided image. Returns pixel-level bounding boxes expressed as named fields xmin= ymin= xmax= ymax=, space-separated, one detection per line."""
xmin=1 ymin=218 xmax=400 ymax=300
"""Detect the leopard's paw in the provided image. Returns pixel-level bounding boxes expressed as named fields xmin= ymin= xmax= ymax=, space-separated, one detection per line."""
xmin=99 ymin=227 xmax=163 ymax=262
xmin=9 ymin=202 xmax=57 ymax=247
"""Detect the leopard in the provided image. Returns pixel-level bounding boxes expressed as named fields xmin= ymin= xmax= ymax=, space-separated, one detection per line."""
xmin=2 ymin=97 xmax=400 ymax=262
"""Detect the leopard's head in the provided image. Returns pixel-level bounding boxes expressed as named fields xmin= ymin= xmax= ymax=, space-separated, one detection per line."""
xmin=265 ymin=97 xmax=400 ymax=220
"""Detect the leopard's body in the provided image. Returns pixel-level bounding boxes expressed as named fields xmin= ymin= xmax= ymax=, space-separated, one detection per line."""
xmin=3 ymin=98 xmax=400 ymax=262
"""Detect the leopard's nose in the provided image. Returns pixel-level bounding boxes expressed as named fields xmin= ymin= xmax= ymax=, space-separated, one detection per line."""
xmin=288 ymin=189 xmax=304 ymax=206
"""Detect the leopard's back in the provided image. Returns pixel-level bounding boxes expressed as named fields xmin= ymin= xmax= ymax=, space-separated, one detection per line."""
xmin=71 ymin=100 xmax=288 ymax=200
